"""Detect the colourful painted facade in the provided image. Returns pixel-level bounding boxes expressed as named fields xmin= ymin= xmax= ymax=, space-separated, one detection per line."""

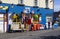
xmin=0 ymin=0 xmax=54 ymax=32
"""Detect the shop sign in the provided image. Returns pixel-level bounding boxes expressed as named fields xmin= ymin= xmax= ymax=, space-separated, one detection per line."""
xmin=0 ymin=6 xmax=3 ymax=9
xmin=11 ymin=22 xmax=20 ymax=30
xmin=0 ymin=6 xmax=8 ymax=10
xmin=24 ymin=7 xmax=30 ymax=13
xmin=46 ymin=16 xmax=52 ymax=22
xmin=32 ymin=10 xmax=34 ymax=14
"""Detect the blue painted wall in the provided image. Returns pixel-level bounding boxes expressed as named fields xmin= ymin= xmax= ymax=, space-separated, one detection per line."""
xmin=0 ymin=3 xmax=53 ymax=25
xmin=0 ymin=3 xmax=10 ymax=13
xmin=8 ymin=5 xmax=24 ymax=13
xmin=0 ymin=9 xmax=6 ymax=13
xmin=39 ymin=8 xmax=53 ymax=25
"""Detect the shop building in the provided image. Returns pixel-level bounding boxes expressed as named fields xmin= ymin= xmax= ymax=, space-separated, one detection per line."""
xmin=0 ymin=0 xmax=53 ymax=33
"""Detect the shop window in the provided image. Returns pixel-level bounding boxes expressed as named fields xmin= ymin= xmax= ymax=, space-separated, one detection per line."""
xmin=34 ymin=0 xmax=38 ymax=6
xmin=8 ymin=13 xmax=23 ymax=30
xmin=8 ymin=13 xmax=42 ymax=31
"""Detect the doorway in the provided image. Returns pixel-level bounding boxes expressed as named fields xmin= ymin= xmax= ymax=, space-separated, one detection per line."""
xmin=46 ymin=16 xmax=52 ymax=28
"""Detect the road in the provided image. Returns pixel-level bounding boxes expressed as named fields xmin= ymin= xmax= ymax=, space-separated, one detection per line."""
xmin=0 ymin=27 xmax=60 ymax=39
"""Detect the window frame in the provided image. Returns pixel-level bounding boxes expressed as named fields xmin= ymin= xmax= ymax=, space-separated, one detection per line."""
xmin=18 ymin=0 xmax=23 ymax=4
xmin=45 ymin=0 xmax=48 ymax=8
xmin=34 ymin=0 xmax=38 ymax=6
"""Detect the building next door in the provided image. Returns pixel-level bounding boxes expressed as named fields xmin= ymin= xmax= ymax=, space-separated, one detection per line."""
xmin=0 ymin=13 xmax=7 ymax=33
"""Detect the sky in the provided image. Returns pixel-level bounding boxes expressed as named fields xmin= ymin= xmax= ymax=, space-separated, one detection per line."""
xmin=54 ymin=0 xmax=60 ymax=12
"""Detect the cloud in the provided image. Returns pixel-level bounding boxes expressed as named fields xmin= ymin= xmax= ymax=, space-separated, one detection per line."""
xmin=54 ymin=0 xmax=60 ymax=12
xmin=54 ymin=5 xmax=60 ymax=12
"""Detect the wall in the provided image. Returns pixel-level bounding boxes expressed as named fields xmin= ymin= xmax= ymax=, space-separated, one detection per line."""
xmin=1 ymin=0 xmax=53 ymax=9
xmin=1 ymin=0 xmax=18 ymax=4
xmin=38 ymin=0 xmax=46 ymax=8
xmin=23 ymin=0 xmax=34 ymax=6
xmin=48 ymin=0 xmax=54 ymax=9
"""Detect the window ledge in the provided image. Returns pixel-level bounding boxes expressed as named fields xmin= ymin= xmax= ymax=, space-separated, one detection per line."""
xmin=17 ymin=4 xmax=25 ymax=6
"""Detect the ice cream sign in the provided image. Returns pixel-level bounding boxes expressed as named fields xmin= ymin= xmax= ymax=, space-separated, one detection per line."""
xmin=24 ymin=7 xmax=30 ymax=13
xmin=0 ymin=6 xmax=8 ymax=10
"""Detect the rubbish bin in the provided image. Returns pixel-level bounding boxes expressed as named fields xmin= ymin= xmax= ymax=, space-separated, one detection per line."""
xmin=53 ymin=23 xmax=58 ymax=28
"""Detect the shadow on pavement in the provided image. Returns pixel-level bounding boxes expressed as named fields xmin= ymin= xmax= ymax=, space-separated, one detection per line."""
xmin=40 ymin=35 xmax=60 ymax=39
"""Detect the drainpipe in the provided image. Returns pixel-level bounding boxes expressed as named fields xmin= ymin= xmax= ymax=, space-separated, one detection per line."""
xmin=45 ymin=0 xmax=48 ymax=9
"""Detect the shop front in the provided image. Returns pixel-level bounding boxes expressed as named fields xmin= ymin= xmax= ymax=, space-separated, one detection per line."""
xmin=0 ymin=3 xmax=54 ymax=33
xmin=7 ymin=5 xmax=25 ymax=32
xmin=7 ymin=6 xmax=43 ymax=32
xmin=7 ymin=6 xmax=53 ymax=32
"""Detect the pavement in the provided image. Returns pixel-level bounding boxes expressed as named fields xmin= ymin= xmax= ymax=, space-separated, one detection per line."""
xmin=0 ymin=27 xmax=60 ymax=39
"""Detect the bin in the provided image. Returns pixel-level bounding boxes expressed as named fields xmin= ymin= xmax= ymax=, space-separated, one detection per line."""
xmin=54 ymin=23 xmax=58 ymax=28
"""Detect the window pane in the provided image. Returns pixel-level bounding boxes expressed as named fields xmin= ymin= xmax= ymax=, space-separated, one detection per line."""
xmin=46 ymin=0 xmax=48 ymax=8
xmin=34 ymin=0 xmax=37 ymax=6
xmin=18 ymin=0 xmax=23 ymax=4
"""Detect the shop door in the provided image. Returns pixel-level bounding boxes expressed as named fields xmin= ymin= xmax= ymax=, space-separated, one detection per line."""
xmin=46 ymin=16 xmax=52 ymax=28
